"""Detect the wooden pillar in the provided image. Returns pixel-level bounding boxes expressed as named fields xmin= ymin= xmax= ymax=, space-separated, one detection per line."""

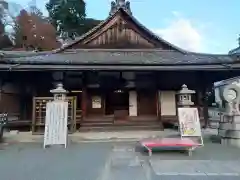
xmin=81 ymin=72 xmax=87 ymax=120
xmin=156 ymin=90 xmax=163 ymax=130
xmin=203 ymin=87 xmax=210 ymax=128
xmin=81 ymin=87 xmax=87 ymax=119
xmin=20 ymin=87 xmax=27 ymax=120
xmin=196 ymin=71 xmax=209 ymax=129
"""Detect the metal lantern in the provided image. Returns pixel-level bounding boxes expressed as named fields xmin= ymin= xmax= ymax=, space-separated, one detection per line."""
xmin=177 ymin=84 xmax=196 ymax=107
xmin=50 ymin=83 xmax=68 ymax=101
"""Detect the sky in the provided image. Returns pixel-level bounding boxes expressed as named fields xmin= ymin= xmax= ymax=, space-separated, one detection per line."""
xmin=7 ymin=0 xmax=240 ymax=54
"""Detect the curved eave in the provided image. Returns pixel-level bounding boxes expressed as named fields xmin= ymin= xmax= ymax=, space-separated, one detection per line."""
xmin=1 ymin=61 xmax=240 ymax=71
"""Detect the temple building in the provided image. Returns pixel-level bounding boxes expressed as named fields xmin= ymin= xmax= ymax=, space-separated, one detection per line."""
xmin=0 ymin=0 xmax=240 ymax=133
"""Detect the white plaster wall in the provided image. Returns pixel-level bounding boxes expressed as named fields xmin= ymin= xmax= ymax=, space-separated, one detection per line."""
xmin=160 ymin=91 xmax=176 ymax=116
xmin=129 ymin=91 xmax=137 ymax=116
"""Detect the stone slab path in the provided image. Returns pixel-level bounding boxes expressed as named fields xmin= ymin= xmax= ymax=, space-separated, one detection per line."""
xmin=0 ymin=140 xmax=240 ymax=180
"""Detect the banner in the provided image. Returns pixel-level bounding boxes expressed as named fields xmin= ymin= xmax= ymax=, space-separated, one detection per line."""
xmin=44 ymin=101 xmax=68 ymax=148
xmin=178 ymin=108 xmax=202 ymax=137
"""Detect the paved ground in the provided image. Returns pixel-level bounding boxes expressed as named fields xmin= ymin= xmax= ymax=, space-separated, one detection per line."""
xmin=1 ymin=138 xmax=240 ymax=180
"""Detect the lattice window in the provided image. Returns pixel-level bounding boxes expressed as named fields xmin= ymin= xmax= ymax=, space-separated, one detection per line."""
xmin=32 ymin=96 xmax=77 ymax=134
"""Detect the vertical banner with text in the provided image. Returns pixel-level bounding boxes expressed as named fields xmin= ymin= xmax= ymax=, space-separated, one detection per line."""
xmin=44 ymin=101 xmax=68 ymax=148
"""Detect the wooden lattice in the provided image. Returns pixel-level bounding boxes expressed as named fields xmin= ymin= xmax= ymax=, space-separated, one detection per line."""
xmin=32 ymin=97 xmax=77 ymax=134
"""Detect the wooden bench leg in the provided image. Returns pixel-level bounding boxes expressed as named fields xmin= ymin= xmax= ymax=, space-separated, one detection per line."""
xmin=188 ymin=148 xmax=193 ymax=156
xmin=143 ymin=145 xmax=152 ymax=156
xmin=148 ymin=149 xmax=152 ymax=156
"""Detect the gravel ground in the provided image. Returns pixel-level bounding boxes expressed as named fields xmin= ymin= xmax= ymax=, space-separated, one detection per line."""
xmin=0 ymin=139 xmax=240 ymax=180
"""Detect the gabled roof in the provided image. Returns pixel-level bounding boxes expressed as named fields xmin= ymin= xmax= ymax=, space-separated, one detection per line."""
xmin=54 ymin=0 xmax=186 ymax=53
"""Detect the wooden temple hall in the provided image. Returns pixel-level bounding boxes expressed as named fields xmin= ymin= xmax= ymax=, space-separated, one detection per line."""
xmin=0 ymin=0 xmax=240 ymax=133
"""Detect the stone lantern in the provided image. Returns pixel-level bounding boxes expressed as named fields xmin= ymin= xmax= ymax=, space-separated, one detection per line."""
xmin=50 ymin=83 xmax=68 ymax=101
xmin=177 ymin=84 xmax=196 ymax=107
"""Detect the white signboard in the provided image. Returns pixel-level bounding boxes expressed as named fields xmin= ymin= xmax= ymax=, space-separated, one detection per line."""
xmin=44 ymin=101 xmax=68 ymax=148
xmin=92 ymin=96 xmax=101 ymax=108
xmin=178 ymin=108 xmax=202 ymax=137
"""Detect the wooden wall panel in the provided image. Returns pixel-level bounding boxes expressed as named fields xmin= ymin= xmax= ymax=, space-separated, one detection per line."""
xmin=0 ymin=93 xmax=20 ymax=113
xmin=137 ymin=90 xmax=157 ymax=116
xmin=83 ymin=23 xmax=155 ymax=48
xmin=72 ymin=14 xmax=160 ymax=49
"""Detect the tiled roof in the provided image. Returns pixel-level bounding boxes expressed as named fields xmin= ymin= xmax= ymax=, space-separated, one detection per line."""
xmin=2 ymin=49 xmax=237 ymax=65
xmin=0 ymin=50 xmax=50 ymax=58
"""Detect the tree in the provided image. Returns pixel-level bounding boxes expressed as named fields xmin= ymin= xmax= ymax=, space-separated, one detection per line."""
xmin=29 ymin=5 xmax=43 ymax=19
xmin=15 ymin=9 xmax=60 ymax=51
xmin=0 ymin=1 xmax=13 ymax=49
xmin=46 ymin=0 xmax=101 ymax=39
xmin=46 ymin=0 xmax=86 ymax=38
xmin=0 ymin=20 xmax=13 ymax=49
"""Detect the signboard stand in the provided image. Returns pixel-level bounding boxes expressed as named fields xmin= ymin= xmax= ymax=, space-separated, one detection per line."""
xmin=44 ymin=101 xmax=68 ymax=148
xmin=43 ymin=83 xmax=69 ymax=149
xmin=177 ymin=107 xmax=204 ymax=156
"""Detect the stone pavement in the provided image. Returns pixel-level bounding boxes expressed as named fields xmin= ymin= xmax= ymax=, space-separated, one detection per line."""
xmin=98 ymin=141 xmax=240 ymax=180
xmin=0 ymin=129 xmax=240 ymax=180
xmin=0 ymin=138 xmax=240 ymax=180
xmin=3 ymin=129 xmax=179 ymax=143
xmin=3 ymin=128 xmax=217 ymax=143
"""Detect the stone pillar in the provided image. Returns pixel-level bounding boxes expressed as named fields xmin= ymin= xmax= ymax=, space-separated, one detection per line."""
xmin=216 ymin=83 xmax=240 ymax=147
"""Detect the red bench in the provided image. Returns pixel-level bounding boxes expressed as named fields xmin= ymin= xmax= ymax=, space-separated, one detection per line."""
xmin=140 ymin=137 xmax=201 ymax=156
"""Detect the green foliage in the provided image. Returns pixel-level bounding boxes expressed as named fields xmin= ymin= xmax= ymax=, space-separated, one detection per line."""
xmin=46 ymin=0 xmax=86 ymax=38
xmin=46 ymin=0 xmax=102 ymax=38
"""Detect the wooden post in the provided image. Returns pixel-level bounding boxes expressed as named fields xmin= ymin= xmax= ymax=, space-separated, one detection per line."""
xmin=81 ymin=87 xmax=87 ymax=120
xmin=81 ymin=72 xmax=87 ymax=121
xmin=203 ymin=87 xmax=209 ymax=128
xmin=156 ymin=90 xmax=159 ymax=118
xmin=197 ymin=71 xmax=209 ymax=129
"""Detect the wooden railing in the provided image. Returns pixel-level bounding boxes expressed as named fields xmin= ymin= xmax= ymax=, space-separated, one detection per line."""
xmin=32 ymin=96 xmax=77 ymax=134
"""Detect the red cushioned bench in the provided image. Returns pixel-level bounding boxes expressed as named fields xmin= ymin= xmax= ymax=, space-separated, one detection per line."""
xmin=140 ymin=137 xmax=201 ymax=156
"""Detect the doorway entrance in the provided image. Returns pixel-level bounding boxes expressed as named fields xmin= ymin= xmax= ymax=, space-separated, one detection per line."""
xmin=105 ymin=90 xmax=129 ymax=119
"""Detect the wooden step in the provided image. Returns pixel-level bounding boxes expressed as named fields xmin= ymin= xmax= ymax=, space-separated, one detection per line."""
xmin=81 ymin=120 xmax=160 ymax=126
xmin=79 ymin=124 xmax=163 ymax=132
xmin=79 ymin=119 xmax=163 ymax=131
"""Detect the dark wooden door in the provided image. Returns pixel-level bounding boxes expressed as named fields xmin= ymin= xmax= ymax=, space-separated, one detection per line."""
xmin=137 ymin=90 xmax=157 ymax=116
